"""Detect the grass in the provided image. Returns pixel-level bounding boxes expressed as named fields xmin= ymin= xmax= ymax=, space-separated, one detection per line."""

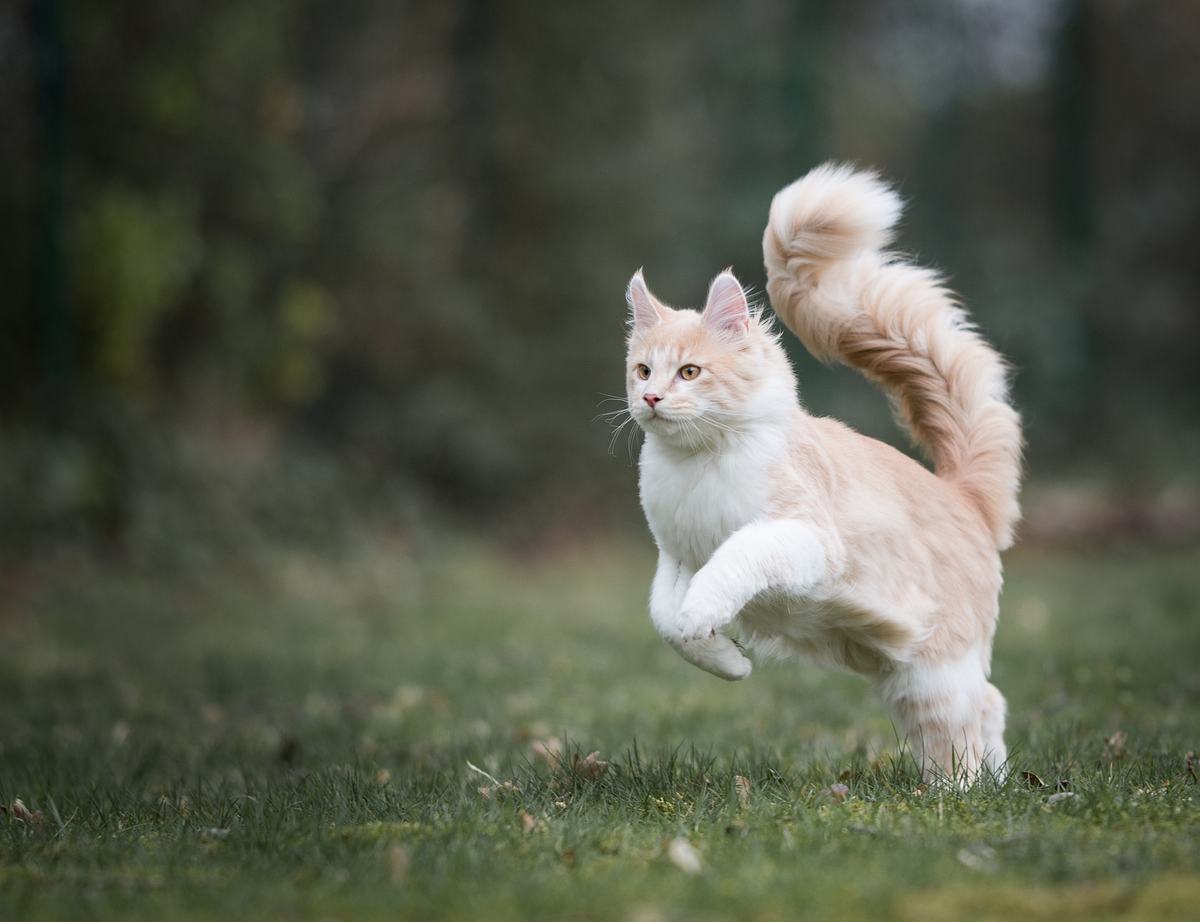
xmin=1 ymin=536 xmax=1198 ymax=920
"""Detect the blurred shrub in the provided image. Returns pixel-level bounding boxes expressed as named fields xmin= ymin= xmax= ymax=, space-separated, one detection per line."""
xmin=3 ymin=0 xmax=1199 ymax=560
xmin=0 ymin=414 xmax=414 ymax=570
xmin=74 ymin=186 xmax=200 ymax=389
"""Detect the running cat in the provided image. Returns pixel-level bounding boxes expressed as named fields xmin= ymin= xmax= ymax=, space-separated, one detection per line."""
xmin=624 ymin=163 xmax=1022 ymax=781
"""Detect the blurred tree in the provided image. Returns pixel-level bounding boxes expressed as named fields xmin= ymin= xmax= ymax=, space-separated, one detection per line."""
xmin=1 ymin=0 xmax=1198 ymax=554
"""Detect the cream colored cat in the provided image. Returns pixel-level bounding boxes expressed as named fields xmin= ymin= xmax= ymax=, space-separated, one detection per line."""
xmin=624 ymin=163 xmax=1022 ymax=782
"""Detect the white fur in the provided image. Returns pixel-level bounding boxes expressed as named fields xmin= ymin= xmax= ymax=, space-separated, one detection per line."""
xmin=639 ymin=422 xmax=788 ymax=572
xmin=625 ymin=164 xmax=1022 ymax=782
xmin=876 ymin=645 xmax=1007 ymax=780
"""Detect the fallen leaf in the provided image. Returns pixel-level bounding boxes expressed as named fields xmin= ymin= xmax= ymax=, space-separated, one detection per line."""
xmin=1047 ymin=791 xmax=1076 ymax=806
xmin=531 ymin=738 xmax=564 ymax=767
xmin=956 ymin=843 xmax=998 ymax=873
xmin=826 ymin=783 xmax=849 ymax=803
xmin=200 ymin=827 xmax=230 ymax=839
xmin=468 ymin=760 xmax=519 ymax=799
xmin=387 ymin=844 xmax=410 ymax=882
xmin=1020 ymin=770 xmax=1046 ymax=788
xmin=8 ymin=799 xmax=43 ymax=827
xmin=733 ymin=775 xmax=752 ymax=810
xmin=520 ymin=810 xmax=538 ymax=833
xmin=477 ymin=780 xmax=519 ymax=800
xmin=572 ymin=751 xmax=609 ymax=779
xmin=1104 ymin=730 xmax=1127 ymax=759
xmin=666 ymin=837 xmax=702 ymax=874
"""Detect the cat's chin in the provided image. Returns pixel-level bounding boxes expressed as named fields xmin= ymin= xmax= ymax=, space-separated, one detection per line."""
xmin=633 ymin=412 xmax=691 ymax=436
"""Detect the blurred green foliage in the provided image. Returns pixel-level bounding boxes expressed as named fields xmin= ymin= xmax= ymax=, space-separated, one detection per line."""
xmin=2 ymin=0 xmax=1199 ymax=557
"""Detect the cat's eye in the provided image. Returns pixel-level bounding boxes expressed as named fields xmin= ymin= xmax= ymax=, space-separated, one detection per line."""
xmin=635 ymin=364 xmax=651 ymax=380
xmin=679 ymin=365 xmax=701 ymax=380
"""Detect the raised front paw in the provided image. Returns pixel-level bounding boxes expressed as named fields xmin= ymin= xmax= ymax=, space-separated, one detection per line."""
xmin=670 ymin=628 xmax=752 ymax=681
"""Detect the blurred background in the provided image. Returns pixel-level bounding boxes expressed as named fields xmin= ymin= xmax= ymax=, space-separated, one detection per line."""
xmin=2 ymin=0 xmax=1199 ymax=565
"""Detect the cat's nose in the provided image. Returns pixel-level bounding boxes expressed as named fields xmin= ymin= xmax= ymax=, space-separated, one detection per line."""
xmin=643 ymin=393 xmax=661 ymax=408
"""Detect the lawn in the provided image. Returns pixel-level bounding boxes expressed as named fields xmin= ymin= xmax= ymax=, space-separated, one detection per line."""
xmin=1 ymin=537 xmax=1198 ymax=920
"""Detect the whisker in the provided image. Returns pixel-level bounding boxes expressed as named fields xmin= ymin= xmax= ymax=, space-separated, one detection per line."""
xmin=592 ymin=407 xmax=632 ymax=423
xmin=624 ymin=423 xmax=643 ymax=465
xmin=607 ymin=415 xmax=636 ymax=455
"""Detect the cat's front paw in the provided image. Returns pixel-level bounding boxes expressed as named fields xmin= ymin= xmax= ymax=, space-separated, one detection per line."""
xmin=670 ymin=628 xmax=752 ymax=681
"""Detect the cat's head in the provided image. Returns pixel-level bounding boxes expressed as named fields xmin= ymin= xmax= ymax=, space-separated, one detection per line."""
xmin=624 ymin=269 xmax=795 ymax=447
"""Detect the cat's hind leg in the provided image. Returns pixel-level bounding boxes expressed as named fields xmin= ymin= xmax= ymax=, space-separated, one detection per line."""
xmin=980 ymin=681 xmax=1008 ymax=777
xmin=878 ymin=651 xmax=990 ymax=784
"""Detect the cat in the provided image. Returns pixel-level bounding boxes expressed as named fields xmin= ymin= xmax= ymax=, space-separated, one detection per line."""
xmin=623 ymin=163 xmax=1022 ymax=782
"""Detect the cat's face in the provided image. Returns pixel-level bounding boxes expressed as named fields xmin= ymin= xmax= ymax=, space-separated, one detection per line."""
xmin=624 ymin=270 xmax=793 ymax=446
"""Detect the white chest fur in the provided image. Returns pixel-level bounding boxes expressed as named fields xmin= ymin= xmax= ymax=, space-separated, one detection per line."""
xmin=639 ymin=430 xmax=781 ymax=572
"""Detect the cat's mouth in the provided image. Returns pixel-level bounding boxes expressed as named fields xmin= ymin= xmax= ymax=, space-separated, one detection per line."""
xmin=636 ymin=407 xmax=688 ymax=429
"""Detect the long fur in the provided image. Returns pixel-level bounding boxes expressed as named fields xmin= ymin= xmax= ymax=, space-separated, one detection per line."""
xmin=763 ymin=163 xmax=1023 ymax=549
xmin=624 ymin=164 xmax=1024 ymax=783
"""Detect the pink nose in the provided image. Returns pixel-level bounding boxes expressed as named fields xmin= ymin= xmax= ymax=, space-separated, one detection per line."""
xmin=643 ymin=393 xmax=661 ymax=408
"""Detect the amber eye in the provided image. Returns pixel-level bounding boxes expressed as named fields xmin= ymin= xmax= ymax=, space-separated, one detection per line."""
xmin=635 ymin=364 xmax=651 ymax=380
xmin=679 ymin=364 xmax=701 ymax=381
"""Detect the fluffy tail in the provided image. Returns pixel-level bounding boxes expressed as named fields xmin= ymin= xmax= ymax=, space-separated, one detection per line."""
xmin=762 ymin=163 xmax=1022 ymax=549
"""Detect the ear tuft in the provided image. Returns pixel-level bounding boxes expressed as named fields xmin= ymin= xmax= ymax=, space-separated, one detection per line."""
xmin=702 ymin=270 xmax=750 ymax=335
xmin=627 ymin=269 xmax=665 ymax=330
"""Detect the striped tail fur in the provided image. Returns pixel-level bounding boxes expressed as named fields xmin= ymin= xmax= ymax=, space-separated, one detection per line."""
xmin=762 ymin=163 xmax=1022 ymax=549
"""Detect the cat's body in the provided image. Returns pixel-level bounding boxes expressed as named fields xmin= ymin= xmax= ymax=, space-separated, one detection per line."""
xmin=625 ymin=164 xmax=1021 ymax=781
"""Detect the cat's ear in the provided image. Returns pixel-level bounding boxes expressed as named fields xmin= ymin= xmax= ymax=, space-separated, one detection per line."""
xmin=702 ymin=270 xmax=750 ymax=335
xmin=627 ymin=269 xmax=666 ymax=330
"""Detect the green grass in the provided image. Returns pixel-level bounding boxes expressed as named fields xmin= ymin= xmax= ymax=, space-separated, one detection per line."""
xmin=1 ymin=538 xmax=1198 ymax=920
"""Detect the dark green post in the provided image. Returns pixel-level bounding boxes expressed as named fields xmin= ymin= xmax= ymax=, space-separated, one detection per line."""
xmin=34 ymin=0 xmax=69 ymax=425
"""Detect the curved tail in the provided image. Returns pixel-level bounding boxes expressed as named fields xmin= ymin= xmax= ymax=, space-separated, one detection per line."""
xmin=762 ymin=163 xmax=1022 ymax=549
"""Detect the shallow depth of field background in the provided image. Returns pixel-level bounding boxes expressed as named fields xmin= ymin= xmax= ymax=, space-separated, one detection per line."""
xmin=1 ymin=2 xmax=1199 ymax=921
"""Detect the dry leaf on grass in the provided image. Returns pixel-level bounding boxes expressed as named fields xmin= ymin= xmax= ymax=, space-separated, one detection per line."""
xmin=468 ymin=760 xmax=520 ymax=800
xmin=387 ymin=844 xmax=410 ymax=882
xmin=477 ymin=781 xmax=519 ymax=800
xmin=825 ymin=783 xmax=849 ymax=803
xmin=1020 ymin=770 xmax=1046 ymax=788
xmin=1104 ymin=730 xmax=1127 ymax=759
xmin=733 ymin=775 xmax=751 ymax=810
xmin=571 ymin=751 xmax=609 ymax=779
xmin=666 ymin=837 xmax=702 ymax=874
xmin=531 ymin=738 xmax=564 ymax=767
xmin=519 ymin=810 xmax=538 ymax=833
xmin=5 ymin=799 xmax=44 ymax=827
xmin=1047 ymin=791 xmax=1076 ymax=806
xmin=956 ymin=843 xmax=998 ymax=873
